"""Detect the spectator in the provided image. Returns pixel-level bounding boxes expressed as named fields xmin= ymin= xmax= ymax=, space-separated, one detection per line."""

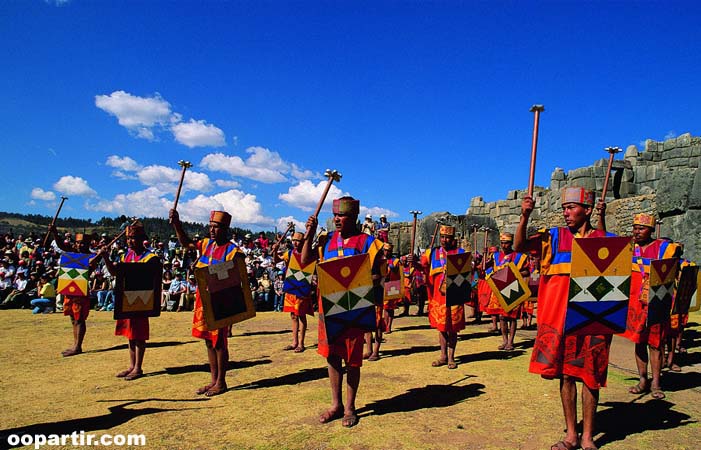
xmin=257 ymin=271 xmax=272 ymax=310
xmin=30 ymin=273 xmax=57 ymax=313
xmin=164 ymin=272 xmax=186 ymax=312
xmin=179 ymin=274 xmax=197 ymax=312
xmin=0 ymin=271 xmax=30 ymax=309
xmin=273 ymin=271 xmax=284 ymax=312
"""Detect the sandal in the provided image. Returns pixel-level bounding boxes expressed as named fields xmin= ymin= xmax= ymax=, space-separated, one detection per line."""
xmin=650 ymin=389 xmax=666 ymax=400
xmin=283 ymin=344 xmax=296 ymax=351
xmin=342 ymin=412 xmax=358 ymax=428
xmin=431 ymin=359 xmax=447 ymax=367
xmin=367 ymin=354 xmax=380 ymax=361
xmin=628 ymin=383 xmax=649 ymax=394
xmin=447 ymin=362 xmax=458 ymax=369
xmin=670 ymin=364 xmax=682 ymax=372
xmin=551 ymin=440 xmax=578 ymax=450
xmin=124 ymin=370 xmax=143 ymax=381
xmin=204 ymin=384 xmax=227 ymax=397
xmin=116 ymin=369 xmax=133 ymax=378
xmin=503 ymin=344 xmax=514 ymax=351
xmin=196 ymin=384 xmax=214 ymax=395
xmin=498 ymin=343 xmax=506 ymax=350
xmin=294 ymin=346 xmax=306 ymax=353
xmin=319 ymin=407 xmax=344 ymax=424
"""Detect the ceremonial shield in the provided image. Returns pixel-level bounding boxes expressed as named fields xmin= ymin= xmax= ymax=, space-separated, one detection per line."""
xmin=527 ymin=272 xmax=540 ymax=301
xmin=383 ymin=270 xmax=404 ymax=301
xmin=446 ymin=253 xmax=472 ymax=306
xmin=565 ymin=237 xmax=632 ymax=336
xmin=57 ymin=252 xmax=91 ymax=297
xmin=486 ymin=262 xmax=531 ymax=312
xmin=114 ymin=262 xmax=162 ymax=319
xmin=195 ymin=255 xmax=255 ymax=330
xmin=317 ymin=254 xmax=376 ymax=344
xmin=673 ymin=265 xmax=699 ymax=316
xmin=283 ymin=252 xmax=315 ymax=298
xmin=647 ymin=258 xmax=678 ymax=326
xmin=690 ymin=267 xmax=701 ymax=313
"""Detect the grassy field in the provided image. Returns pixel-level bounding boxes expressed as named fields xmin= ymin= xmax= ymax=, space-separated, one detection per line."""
xmin=0 ymin=309 xmax=699 ymax=449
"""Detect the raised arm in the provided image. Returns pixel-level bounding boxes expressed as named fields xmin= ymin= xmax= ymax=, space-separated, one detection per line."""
xmin=514 ymin=196 xmax=534 ymax=254
xmin=169 ymin=209 xmax=195 ymax=250
xmin=300 ymin=215 xmax=318 ymax=266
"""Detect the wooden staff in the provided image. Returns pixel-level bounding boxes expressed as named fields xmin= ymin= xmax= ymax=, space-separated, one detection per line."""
xmin=601 ymin=146 xmax=621 ymax=202
xmin=656 ymin=219 xmax=662 ymax=240
xmin=43 ymin=196 xmax=68 ymax=248
xmin=170 ymin=160 xmax=192 ymax=223
xmin=481 ymin=227 xmax=491 ymax=271
xmin=429 ymin=219 xmax=443 ymax=249
xmin=105 ymin=218 xmax=141 ymax=248
xmin=471 ymin=224 xmax=479 ymax=256
xmin=527 ymin=104 xmax=545 ymax=197
xmin=409 ymin=210 xmax=422 ymax=256
xmin=274 ymin=222 xmax=295 ymax=247
xmin=305 ymin=169 xmax=342 ymax=240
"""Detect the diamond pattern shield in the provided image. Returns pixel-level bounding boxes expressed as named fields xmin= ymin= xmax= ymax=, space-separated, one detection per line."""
xmin=317 ymin=254 xmax=376 ymax=343
xmin=57 ymin=252 xmax=92 ymax=297
xmin=283 ymin=252 xmax=315 ymax=298
xmin=673 ymin=265 xmax=698 ymax=316
xmin=195 ymin=255 xmax=255 ymax=329
xmin=114 ymin=261 xmax=162 ymax=319
xmin=446 ymin=253 xmax=472 ymax=306
xmin=647 ymin=258 xmax=678 ymax=326
xmin=486 ymin=261 xmax=531 ymax=312
xmin=565 ymin=237 xmax=632 ymax=335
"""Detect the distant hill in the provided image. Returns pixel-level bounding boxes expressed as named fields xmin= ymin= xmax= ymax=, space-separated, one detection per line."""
xmin=0 ymin=211 xmax=258 ymax=243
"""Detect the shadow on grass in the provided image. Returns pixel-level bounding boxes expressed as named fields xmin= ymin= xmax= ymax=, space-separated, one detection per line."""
xmin=594 ymin=399 xmax=695 ymax=448
xmin=380 ymin=345 xmax=439 ymax=358
xmin=0 ymin=399 xmax=210 ymax=449
xmin=394 ymin=324 xmax=433 ymax=332
xmin=231 ymin=367 xmax=328 ymax=390
xmin=660 ymin=371 xmax=701 ymax=392
xmin=458 ymin=330 xmax=504 ymax=340
xmin=357 ymin=379 xmax=485 ymax=417
xmin=154 ymin=358 xmax=272 ymax=376
xmin=455 ymin=349 xmax=526 ymax=364
xmin=239 ymin=329 xmax=289 ymax=337
xmin=87 ymin=340 xmax=197 ymax=354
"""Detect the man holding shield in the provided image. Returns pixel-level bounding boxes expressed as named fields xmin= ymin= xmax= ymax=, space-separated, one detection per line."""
xmin=420 ymin=225 xmax=467 ymax=370
xmin=170 ymin=208 xmax=238 ymax=397
xmin=301 ymin=196 xmax=384 ymax=428
xmin=515 ymin=187 xmax=611 ymax=450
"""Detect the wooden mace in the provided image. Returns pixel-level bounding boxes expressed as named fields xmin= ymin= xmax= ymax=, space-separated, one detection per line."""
xmin=43 ymin=196 xmax=68 ymax=248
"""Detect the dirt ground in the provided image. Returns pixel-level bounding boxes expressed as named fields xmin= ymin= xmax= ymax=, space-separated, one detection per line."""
xmin=0 ymin=308 xmax=699 ymax=450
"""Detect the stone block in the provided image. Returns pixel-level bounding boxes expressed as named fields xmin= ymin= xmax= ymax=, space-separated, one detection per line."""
xmin=633 ymin=166 xmax=646 ymax=183
xmin=639 ymin=185 xmax=655 ymax=195
xmin=688 ymin=168 xmax=701 ymax=209
xmin=689 ymin=158 xmax=699 ymax=168
xmin=507 ymin=190 xmax=518 ymax=200
xmin=645 ymin=139 xmax=658 ymax=152
xmin=594 ymin=157 xmax=607 ymax=167
xmin=619 ymin=181 xmax=636 ymax=197
xmin=691 ymin=145 xmax=701 ymax=157
xmin=470 ymin=196 xmax=484 ymax=207
xmin=593 ymin=166 xmax=606 ymax=177
xmin=646 ymin=165 xmax=660 ymax=182
xmin=623 ymin=168 xmax=634 ymax=182
xmin=678 ymin=133 xmax=692 ymax=147
xmin=624 ymin=145 xmax=639 ymax=162
xmin=551 ymin=167 xmax=566 ymax=181
xmin=569 ymin=167 xmax=592 ymax=179
xmin=663 ymin=138 xmax=677 ymax=150
xmin=657 ymin=168 xmax=695 ymax=215
xmin=642 ymin=152 xmax=653 ymax=161
xmin=667 ymin=157 xmax=690 ymax=168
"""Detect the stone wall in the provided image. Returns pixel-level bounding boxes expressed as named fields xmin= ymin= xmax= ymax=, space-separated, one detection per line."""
xmin=386 ymin=133 xmax=701 ymax=262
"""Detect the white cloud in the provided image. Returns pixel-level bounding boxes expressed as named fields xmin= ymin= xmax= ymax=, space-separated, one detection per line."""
xmin=200 ymin=146 xmax=317 ymax=183
xmin=30 ymin=188 xmax=56 ymax=201
xmin=215 ymin=179 xmax=241 ymax=188
xmin=275 ymin=216 xmax=306 ymax=233
xmin=360 ymin=206 xmax=398 ymax=219
xmin=278 ymin=180 xmax=348 ymax=212
xmin=171 ymin=119 xmax=226 ymax=148
xmin=138 ymin=165 xmax=213 ymax=192
xmin=45 ymin=0 xmax=70 ymax=6
xmin=179 ymin=189 xmax=274 ymax=226
xmin=95 ymin=91 xmax=172 ymax=140
xmin=85 ymin=187 xmax=171 ymax=218
xmin=664 ymin=130 xmax=677 ymax=140
xmin=53 ymin=176 xmax=97 ymax=197
xmin=106 ymin=155 xmax=141 ymax=172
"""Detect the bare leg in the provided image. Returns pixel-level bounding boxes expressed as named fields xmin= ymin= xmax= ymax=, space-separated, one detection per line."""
xmin=632 ymin=342 xmax=649 ymax=391
xmin=507 ymin=318 xmax=517 ymax=348
xmin=649 ymin=346 xmax=663 ymax=394
xmin=345 ymin=365 xmax=360 ymax=416
xmin=196 ymin=339 xmax=217 ymax=394
xmin=499 ymin=316 xmax=508 ymax=349
xmin=370 ymin=329 xmax=382 ymax=360
xmin=438 ymin=331 xmax=448 ymax=362
xmin=133 ymin=339 xmax=146 ymax=373
xmin=559 ymin=376 xmax=580 ymax=448
xmin=385 ymin=309 xmax=394 ymax=333
xmin=363 ymin=332 xmax=372 ymax=359
xmin=290 ymin=314 xmax=300 ymax=348
xmin=580 ymin=383 xmax=600 ymax=449
xmin=299 ymin=314 xmax=308 ymax=348
xmin=64 ymin=319 xmax=85 ymax=356
xmin=447 ymin=332 xmax=457 ymax=366
xmin=319 ymin=355 xmax=345 ymax=423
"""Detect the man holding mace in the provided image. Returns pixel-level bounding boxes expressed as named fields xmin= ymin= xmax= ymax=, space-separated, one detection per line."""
xmin=301 ymin=196 xmax=384 ymax=428
xmin=421 ymin=225 xmax=467 ymax=370
xmin=170 ymin=208 xmax=238 ymax=397
xmin=515 ymin=187 xmax=611 ymax=450
xmin=622 ymin=213 xmax=681 ymax=399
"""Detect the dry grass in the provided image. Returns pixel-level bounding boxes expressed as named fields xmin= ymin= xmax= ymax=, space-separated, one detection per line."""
xmin=1 ymin=309 xmax=699 ymax=449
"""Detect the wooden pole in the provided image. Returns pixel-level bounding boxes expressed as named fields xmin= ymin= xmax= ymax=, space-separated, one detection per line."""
xmin=409 ymin=210 xmax=421 ymax=256
xmin=273 ymin=222 xmax=295 ymax=247
xmin=105 ymin=218 xmax=141 ymax=249
xmin=527 ymin=104 xmax=545 ymax=197
xmin=429 ymin=220 xmax=442 ymax=250
xmin=43 ymin=196 xmax=67 ymax=248
xmin=656 ymin=220 xmax=662 ymax=240
xmin=481 ymin=227 xmax=491 ymax=271
xmin=601 ymin=146 xmax=622 ymax=202
xmin=304 ymin=169 xmax=342 ymax=240
xmin=170 ymin=160 xmax=192 ymax=223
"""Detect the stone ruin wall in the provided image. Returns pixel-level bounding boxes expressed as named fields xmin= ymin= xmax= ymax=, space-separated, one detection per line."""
xmin=387 ymin=133 xmax=701 ymax=262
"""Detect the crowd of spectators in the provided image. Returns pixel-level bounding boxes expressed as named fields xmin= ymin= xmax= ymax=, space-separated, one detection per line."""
xmin=0 ymin=229 xmax=297 ymax=314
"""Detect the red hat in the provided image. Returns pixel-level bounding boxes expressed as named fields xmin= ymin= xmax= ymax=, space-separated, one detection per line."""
xmin=332 ymin=197 xmax=360 ymax=215
xmin=209 ymin=210 xmax=232 ymax=227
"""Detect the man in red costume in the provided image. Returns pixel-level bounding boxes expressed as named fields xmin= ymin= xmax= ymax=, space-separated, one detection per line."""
xmin=622 ymin=213 xmax=681 ymax=399
xmin=421 ymin=225 xmax=467 ymax=370
xmin=170 ymin=209 xmax=239 ymax=397
xmin=515 ymin=187 xmax=610 ymax=450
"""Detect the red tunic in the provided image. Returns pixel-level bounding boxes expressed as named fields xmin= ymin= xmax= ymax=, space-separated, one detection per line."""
xmin=114 ymin=249 xmax=155 ymax=341
xmin=422 ymin=247 xmax=466 ymax=333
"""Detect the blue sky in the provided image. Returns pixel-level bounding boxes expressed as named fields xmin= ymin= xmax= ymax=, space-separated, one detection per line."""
xmin=2 ymin=0 xmax=700 ymax=231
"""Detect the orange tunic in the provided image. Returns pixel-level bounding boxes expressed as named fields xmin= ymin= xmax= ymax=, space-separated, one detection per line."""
xmin=422 ymin=247 xmax=466 ymax=333
xmin=115 ymin=249 xmax=156 ymax=341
